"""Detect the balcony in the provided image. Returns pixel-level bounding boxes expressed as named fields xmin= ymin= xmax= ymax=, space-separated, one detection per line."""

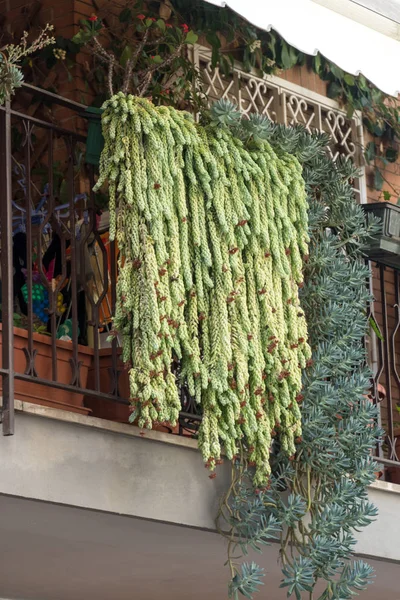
xmin=0 ymin=85 xmax=200 ymax=439
xmin=0 ymin=86 xmax=398 ymax=480
xmin=1 ymin=85 xmax=400 ymax=600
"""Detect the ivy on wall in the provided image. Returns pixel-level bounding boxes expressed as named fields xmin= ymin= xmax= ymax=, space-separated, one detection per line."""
xmin=172 ymin=0 xmax=400 ymax=198
xmin=4 ymin=0 xmax=399 ymax=198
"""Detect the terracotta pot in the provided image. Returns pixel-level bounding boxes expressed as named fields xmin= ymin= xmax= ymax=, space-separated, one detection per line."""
xmin=0 ymin=325 xmax=93 ymax=415
xmin=84 ymin=348 xmax=131 ymax=423
xmin=84 ymin=348 xmax=178 ymax=433
xmin=385 ymin=466 xmax=400 ymax=485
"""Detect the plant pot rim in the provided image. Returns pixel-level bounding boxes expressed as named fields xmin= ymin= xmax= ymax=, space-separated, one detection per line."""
xmin=84 ymin=106 xmax=104 ymax=119
xmin=0 ymin=324 xmax=94 ymax=356
xmin=96 ymin=347 xmax=123 ymax=357
xmin=363 ymin=202 xmax=400 ymax=212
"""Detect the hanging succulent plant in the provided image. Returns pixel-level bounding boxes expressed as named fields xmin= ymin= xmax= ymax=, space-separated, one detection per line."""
xmin=95 ymin=92 xmax=311 ymax=485
xmin=0 ymin=26 xmax=55 ymax=105
xmin=0 ymin=57 xmax=24 ymax=105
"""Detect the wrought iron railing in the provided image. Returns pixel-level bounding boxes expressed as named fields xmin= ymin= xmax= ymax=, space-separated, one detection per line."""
xmin=0 ymin=85 xmax=200 ymax=437
xmin=367 ymin=261 xmax=400 ymax=482
xmin=1 ymin=86 xmax=399 ymax=483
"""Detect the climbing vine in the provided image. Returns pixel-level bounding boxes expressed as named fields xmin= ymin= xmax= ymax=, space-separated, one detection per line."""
xmin=95 ymin=93 xmax=311 ymax=485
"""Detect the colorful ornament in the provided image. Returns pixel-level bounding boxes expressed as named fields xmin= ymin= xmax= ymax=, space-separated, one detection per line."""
xmin=21 ymin=281 xmax=49 ymax=323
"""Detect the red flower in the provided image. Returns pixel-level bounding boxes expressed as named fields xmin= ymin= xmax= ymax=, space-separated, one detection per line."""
xmin=150 ymin=17 xmax=156 ymax=21
xmin=181 ymin=23 xmax=189 ymax=33
xmin=89 ymin=15 xmax=98 ymax=22
xmin=166 ymin=23 xmax=173 ymax=28
xmin=137 ymin=14 xmax=146 ymax=20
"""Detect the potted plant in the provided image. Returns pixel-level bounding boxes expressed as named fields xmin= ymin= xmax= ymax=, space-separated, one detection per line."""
xmin=84 ymin=106 xmax=104 ymax=166
xmin=84 ymin=347 xmax=130 ymax=422
xmin=0 ymin=324 xmax=93 ymax=414
xmin=363 ymin=202 xmax=400 ymax=268
xmin=84 ymin=348 xmax=178 ymax=433
xmin=0 ymin=268 xmax=93 ymax=414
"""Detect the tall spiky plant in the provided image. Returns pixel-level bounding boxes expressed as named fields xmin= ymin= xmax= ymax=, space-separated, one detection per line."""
xmin=211 ymin=103 xmax=382 ymax=600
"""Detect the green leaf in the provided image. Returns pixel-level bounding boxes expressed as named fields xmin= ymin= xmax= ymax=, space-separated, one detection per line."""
xmin=220 ymin=54 xmax=232 ymax=76
xmin=70 ymin=29 xmax=94 ymax=45
xmin=206 ymin=31 xmax=221 ymax=69
xmin=374 ymin=168 xmax=384 ymax=191
xmin=314 ymin=53 xmax=321 ymax=74
xmin=358 ymin=74 xmax=368 ymax=89
xmin=330 ymin=63 xmax=344 ymax=79
xmin=119 ymin=8 xmax=132 ymax=23
xmin=344 ymin=73 xmax=355 ymax=86
xmin=145 ymin=18 xmax=153 ymax=27
xmin=120 ymin=45 xmax=133 ymax=67
xmin=156 ymin=18 xmax=166 ymax=31
xmin=281 ymin=41 xmax=297 ymax=70
xmin=13 ymin=313 xmax=22 ymax=327
xmin=371 ymin=87 xmax=383 ymax=104
xmin=373 ymin=122 xmax=385 ymax=136
xmin=346 ymin=103 xmax=355 ymax=119
xmin=185 ymin=31 xmax=198 ymax=45
xmin=383 ymin=190 xmax=391 ymax=202
xmin=151 ymin=55 xmax=163 ymax=64
xmin=364 ymin=142 xmax=375 ymax=163
xmin=385 ymin=147 xmax=398 ymax=163
xmin=268 ymin=32 xmax=277 ymax=60
xmin=327 ymin=81 xmax=342 ymax=99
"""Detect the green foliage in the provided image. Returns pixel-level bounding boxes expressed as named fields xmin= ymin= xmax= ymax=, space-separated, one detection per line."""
xmin=71 ymin=17 xmax=103 ymax=45
xmin=0 ymin=25 xmax=54 ymax=104
xmin=65 ymin=7 xmax=201 ymax=107
xmin=211 ymin=100 xmax=382 ymax=599
xmin=0 ymin=59 xmax=23 ymax=104
xmin=280 ymin=557 xmax=315 ymax=599
xmin=96 ymin=93 xmax=312 ymax=485
xmin=172 ymin=0 xmax=400 ymax=197
xmin=229 ymin=562 xmax=265 ymax=600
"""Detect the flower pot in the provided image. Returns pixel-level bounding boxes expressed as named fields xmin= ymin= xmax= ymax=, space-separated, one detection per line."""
xmin=84 ymin=348 xmax=131 ymax=423
xmin=362 ymin=202 xmax=400 ymax=269
xmin=84 ymin=348 xmax=178 ymax=433
xmin=0 ymin=325 xmax=93 ymax=415
xmin=385 ymin=466 xmax=400 ymax=484
xmin=85 ymin=106 xmax=104 ymax=166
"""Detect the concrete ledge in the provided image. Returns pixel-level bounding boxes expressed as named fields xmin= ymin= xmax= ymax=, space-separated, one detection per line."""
xmin=8 ymin=398 xmax=199 ymax=451
xmin=369 ymin=478 xmax=400 ymax=495
xmin=0 ymin=402 xmax=229 ymax=530
xmin=1 ymin=400 xmax=400 ymax=561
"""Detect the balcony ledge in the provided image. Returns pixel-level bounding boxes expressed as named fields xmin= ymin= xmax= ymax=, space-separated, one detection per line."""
xmin=7 ymin=397 xmax=199 ymax=452
xmin=1 ymin=399 xmax=400 ymax=563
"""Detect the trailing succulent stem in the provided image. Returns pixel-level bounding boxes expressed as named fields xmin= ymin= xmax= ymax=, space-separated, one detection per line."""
xmin=96 ymin=93 xmax=311 ymax=486
xmin=211 ymin=101 xmax=382 ymax=600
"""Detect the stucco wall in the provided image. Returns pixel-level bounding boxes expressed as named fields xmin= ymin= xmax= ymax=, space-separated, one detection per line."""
xmin=0 ymin=401 xmax=230 ymax=530
xmin=0 ymin=401 xmax=399 ymax=562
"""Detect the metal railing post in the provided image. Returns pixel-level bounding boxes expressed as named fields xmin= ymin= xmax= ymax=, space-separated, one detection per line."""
xmin=0 ymin=101 xmax=15 ymax=435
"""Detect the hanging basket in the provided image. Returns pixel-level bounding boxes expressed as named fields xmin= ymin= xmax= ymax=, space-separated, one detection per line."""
xmin=363 ymin=202 xmax=400 ymax=269
xmin=84 ymin=106 xmax=104 ymax=166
